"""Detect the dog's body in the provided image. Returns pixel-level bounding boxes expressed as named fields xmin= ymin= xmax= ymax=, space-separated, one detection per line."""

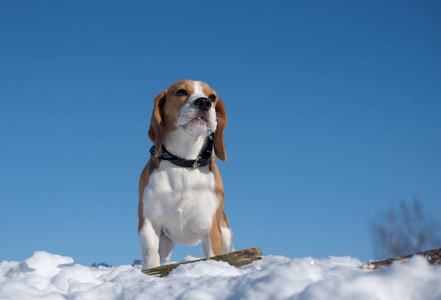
xmin=138 ymin=80 xmax=233 ymax=269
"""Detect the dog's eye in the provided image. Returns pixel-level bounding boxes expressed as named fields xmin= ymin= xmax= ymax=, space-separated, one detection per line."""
xmin=176 ymin=89 xmax=188 ymax=97
xmin=208 ymin=94 xmax=216 ymax=101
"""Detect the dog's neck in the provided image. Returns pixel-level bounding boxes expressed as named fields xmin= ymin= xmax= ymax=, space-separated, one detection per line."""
xmin=163 ymin=129 xmax=209 ymax=160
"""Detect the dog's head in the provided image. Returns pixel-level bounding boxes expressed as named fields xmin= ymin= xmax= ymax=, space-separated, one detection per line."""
xmin=148 ymin=80 xmax=227 ymax=161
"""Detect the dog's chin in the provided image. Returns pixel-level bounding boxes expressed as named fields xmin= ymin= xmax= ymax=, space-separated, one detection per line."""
xmin=179 ymin=117 xmax=215 ymax=137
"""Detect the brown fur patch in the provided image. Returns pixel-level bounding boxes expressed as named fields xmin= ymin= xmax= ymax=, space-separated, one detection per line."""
xmin=138 ymin=157 xmax=160 ymax=232
xmin=209 ymin=158 xmax=230 ymax=254
xmin=210 ymin=215 xmax=223 ymax=255
xmin=212 ymin=99 xmax=227 ymax=162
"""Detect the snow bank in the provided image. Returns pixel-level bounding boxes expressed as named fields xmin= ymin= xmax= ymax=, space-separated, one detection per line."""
xmin=1 ymin=251 xmax=441 ymax=299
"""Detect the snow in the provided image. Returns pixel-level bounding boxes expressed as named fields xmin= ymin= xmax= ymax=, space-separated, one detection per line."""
xmin=1 ymin=251 xmax=441 ymax=300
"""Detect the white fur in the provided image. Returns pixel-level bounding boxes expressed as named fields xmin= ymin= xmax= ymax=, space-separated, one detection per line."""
xmin=140 ymin=161 xmax=219 ymax=268
xmin=163 ymin=129 xmax=208 ymax=160
xmin=158 ymin=234 xmax=175 ymax=265
xmin=221 ymin=227 xmax=235 ymax=254
xmin=139 ymin=220 xmax=160 ymax=269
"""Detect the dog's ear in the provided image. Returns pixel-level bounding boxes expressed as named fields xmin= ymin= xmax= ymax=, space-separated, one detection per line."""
xmin=148 ymin=90 xmax=166 ymax=157
xmin=213 ymin=99 xmax=227 ymax=162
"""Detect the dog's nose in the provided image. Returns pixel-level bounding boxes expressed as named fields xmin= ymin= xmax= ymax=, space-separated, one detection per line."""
xmin=194 ymin=97 xmax=212 ymax=111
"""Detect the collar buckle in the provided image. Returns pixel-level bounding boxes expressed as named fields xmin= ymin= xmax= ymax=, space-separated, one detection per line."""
xmin=193 ymin=157 xmax=201 ymax=170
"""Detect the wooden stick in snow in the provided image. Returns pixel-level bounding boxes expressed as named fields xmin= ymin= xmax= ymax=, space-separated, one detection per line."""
xmin=361 ymin=247 xmax=441 ymax=270
xmin=142 ymin=248 xmax=263 ymax=277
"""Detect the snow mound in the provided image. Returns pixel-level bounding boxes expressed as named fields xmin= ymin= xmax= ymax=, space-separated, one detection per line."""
xmin=1 ymin=251 xmax=441 ymax=299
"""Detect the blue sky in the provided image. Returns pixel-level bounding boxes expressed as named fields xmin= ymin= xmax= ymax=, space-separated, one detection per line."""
xmin=1 ymin=0 xmax=440 ymax=266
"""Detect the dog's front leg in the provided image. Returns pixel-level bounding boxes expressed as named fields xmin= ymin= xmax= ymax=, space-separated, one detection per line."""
xmin=201 ymin=225 xmax=223 ymax=258
xmin=138 ymin=220 xmax=161 ymax=269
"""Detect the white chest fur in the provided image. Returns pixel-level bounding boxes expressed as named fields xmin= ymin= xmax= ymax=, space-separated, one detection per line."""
xmin=142 ymin=161 xmax=219 ymax=246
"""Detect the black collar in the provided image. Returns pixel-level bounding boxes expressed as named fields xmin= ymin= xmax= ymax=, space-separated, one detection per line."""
xmin=149 ymin=138 xmax=213 ymax=169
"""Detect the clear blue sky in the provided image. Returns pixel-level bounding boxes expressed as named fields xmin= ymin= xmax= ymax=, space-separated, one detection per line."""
xmin=1 ymin=0 xmax=440 ymax=266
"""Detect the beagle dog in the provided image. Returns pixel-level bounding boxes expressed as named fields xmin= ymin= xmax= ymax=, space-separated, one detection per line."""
xmin=138 ymin=80 xmax=234 ymax=269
